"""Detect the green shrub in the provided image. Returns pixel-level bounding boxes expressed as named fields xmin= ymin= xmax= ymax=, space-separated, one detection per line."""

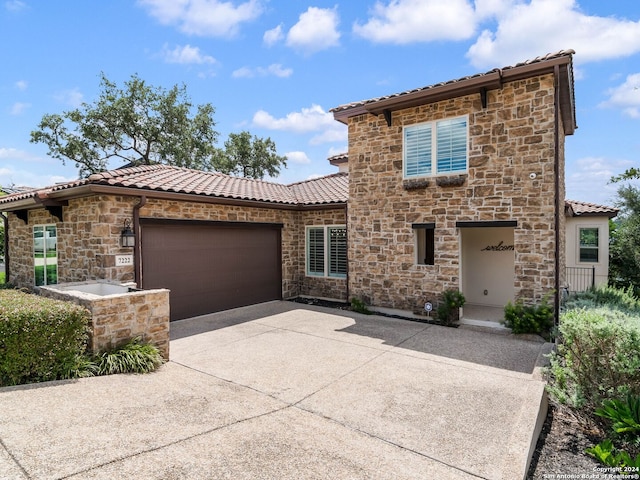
xmin=0 ymin=290 xmax=91 ymax=386
xmin=595 ymin=394 xmax=640 ymax=437
xmin=547 ymin=307 xmax=640 ymax=409
xmin=503 ymin=296 xmax=554 ymax=334
xmin=586 ymin=439 xmax=640 ymax=469
xmin=565 ymin=285 xmax=640 ymax=314
xmin=436 ymin=289 xmax=465 ymax=325
xmin=94 ymin=338 xmax=164 ymax=375
xmin=587 ymin=394 xmax=640 ymax=470
xmin=350 ymin=297 xmax=372 ymax=315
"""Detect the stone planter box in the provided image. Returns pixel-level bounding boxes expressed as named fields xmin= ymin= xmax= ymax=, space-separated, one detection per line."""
xmin=40 ymin=281 xmax=170 ymax=360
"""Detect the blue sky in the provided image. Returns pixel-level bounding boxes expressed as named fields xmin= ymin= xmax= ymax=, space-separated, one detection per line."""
xmin=1 ymin=0 xmax=639 ymax=205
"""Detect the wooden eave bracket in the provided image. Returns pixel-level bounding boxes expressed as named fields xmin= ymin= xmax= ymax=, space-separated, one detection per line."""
xmin=383 ymin=109 xmax=392 ymax=127
xmin=37 ymin=198 xmax=68 ymax=222
xmin=15 ymin=210 xmax=29 ymax=223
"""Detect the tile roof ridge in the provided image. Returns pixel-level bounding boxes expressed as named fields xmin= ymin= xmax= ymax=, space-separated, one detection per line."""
xmin=286 ymin=171 xmax=348 ymax=187
xmin=566 ymin=199 xmax=617 ymax=209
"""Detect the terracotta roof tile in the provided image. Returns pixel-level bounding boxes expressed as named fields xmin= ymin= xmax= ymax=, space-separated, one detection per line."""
xmin=0 ymin=164 xmax=348 ymax=208
xmin=289 ymin=173 xmax=348 ymax=205
xmin=566 ymin=200 xmax=618 ymax=218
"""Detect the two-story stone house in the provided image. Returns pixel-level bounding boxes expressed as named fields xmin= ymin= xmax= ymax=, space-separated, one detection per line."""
xmin=1 ymin=51 xmax=578 ymax=325
xmin=331 ymin=50 xmax=576 ymax=322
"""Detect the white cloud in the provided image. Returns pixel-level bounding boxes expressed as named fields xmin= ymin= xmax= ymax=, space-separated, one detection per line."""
xmin=263 ymin=24 xmax=283 ymax=47
xmin=5 ymin=0 xmax=26 ymax=12
xmin=310 ymin=128 xmax=347 ymax=145
xmin=0 ymin=147 xmax=41 ymax=161
xmin=286 ymin=7 xmax=340 ymax=55
xmin=138 ymin=0 xmax=264 ymax=37
xmin=566 ymin=156 xmax=639 ymax=205
xmin=0 ymin=148 xmax=75 ymax=187
xmin=285 ymin=151 xmax=311 ymax=164
xmin=53 ymin=88 xmax=83 ymax=107
xmin=232 ymin=63 xmax=292 ymax=78
xmin=10 ymin=102 xmax=30 ymax=115
xmin=253 ymin=104 xmax=346 ymax=146
xmin=252 ymin=104 xmax=335 ymax=133
xmin=161 ymin=44 xmax=217 ymax=64
xmin=353 ymin=0 xmax=476 ymax=43
xmin=327 ymin=146 xmax=347 ymax=158
xmin=467 ymin=0 xmax=640 ymax=68
xmin=15 ymin=80 xmax=27 ymax=91
xmin=600 ymin=73 xmax=640 ymax=118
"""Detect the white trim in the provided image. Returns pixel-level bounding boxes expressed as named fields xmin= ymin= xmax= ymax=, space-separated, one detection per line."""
xmin=403 ymin=114 xmax=469 ymax=179
xmin=576 ymin=224 xmax=600 ymax=264
xmin=305 ymin=224 xmax=347 ymax=279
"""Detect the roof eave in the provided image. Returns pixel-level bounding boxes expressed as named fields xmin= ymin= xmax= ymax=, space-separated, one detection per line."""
xmin=332 ymin=54 xmax=577 ymax=134
xmin=4 ymin=183 xmax=346 ymax=212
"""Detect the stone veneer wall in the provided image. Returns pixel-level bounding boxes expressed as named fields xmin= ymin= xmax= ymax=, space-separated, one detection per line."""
xmin=7 ymin=195 xmax=139 ymax=288
xmin=346 ymin=72 xmax=566 ymax=312
xmin=40 ymin=284 xmax=170 ymax=359
xmin=7 ymin=195 xmax=348 ymax=302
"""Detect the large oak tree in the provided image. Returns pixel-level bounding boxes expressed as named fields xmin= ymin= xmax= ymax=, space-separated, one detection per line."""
xmin=31 ymin=73 xmax=286 ymax=179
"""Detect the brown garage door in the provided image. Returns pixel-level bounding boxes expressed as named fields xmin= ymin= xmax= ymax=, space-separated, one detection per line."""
xmin=141 ymin=220 xmax=282 ymax=321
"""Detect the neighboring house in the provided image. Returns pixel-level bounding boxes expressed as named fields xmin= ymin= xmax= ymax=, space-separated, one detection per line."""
xmin=2 ymin=50 xmax=605 ymax=325
xmin=565 ymin=200 xmax=618 ymax=292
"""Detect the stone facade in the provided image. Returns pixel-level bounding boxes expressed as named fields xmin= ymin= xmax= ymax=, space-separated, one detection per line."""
xmin=6 ymin=195 xmax=346 ymax=304
xmin=7 ymin=195 xmax=139 ymax=287
xmin=346 ymin=73 xmax=566 ymax=311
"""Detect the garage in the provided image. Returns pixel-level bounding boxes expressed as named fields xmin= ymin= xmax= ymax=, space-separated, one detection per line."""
xmin=140 ymin=219 xmax=282 ymax=321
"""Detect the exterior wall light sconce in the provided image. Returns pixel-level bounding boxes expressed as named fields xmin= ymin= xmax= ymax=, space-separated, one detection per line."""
xmin=120 ymin=219 xmax=135 ymax=248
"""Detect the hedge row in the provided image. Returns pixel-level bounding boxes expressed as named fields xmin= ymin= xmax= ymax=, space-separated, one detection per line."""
xmin=548 ymin=287 xmax=640 ymax=409
xmin=0 ymin=290 xmax=91 ymax=386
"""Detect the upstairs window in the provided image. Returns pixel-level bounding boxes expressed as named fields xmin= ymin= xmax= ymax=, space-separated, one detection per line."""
xmin=579 ymin=227 xmax=599 ymax=263
xmin=404 ymin=116 xmax=468 ymax=178
xmin=34 ymin=224 xmax=58 ymax=286
xmin=306 ymin=226 xmax=347 ymax=278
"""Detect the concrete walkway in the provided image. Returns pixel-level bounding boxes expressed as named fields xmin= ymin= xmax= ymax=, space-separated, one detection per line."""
xmin=0 ymin=301 xmax=549 ymax=480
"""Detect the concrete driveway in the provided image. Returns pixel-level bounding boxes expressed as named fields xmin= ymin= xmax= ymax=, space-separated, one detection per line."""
xmin=0 ymin=301 xmax=549 ymax=480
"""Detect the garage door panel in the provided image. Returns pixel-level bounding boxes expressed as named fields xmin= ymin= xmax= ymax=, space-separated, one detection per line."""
xmin=141 ymin=222 xmax=282 ymax=321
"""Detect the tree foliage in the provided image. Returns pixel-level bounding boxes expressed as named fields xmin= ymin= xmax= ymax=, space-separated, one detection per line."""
xmin=31 ymin=73 xmax=219 ymax=177
xmin=31 ymin=73 xmax=288 ymax=180
xmin=217 ymin=131 xmax=287 ymax=179
xmin=609 ymin=185 xmax=640 ymax=296
xmin=611 ymin=168 xmax=640 ymax=183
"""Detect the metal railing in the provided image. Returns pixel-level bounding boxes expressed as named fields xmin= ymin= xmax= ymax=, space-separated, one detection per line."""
xmin=565 ymin=266 xmax=596 ymax=293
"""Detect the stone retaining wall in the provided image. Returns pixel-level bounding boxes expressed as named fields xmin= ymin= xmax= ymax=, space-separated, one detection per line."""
xmin=40 ymin=282 xmax=170 ymax=360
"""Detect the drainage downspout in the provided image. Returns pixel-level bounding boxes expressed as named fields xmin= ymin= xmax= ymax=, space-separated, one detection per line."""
xmin=2 ymin=213 xmax=9 ymax=283
xmin=132 ymin=196 xmax=147 ymax=288
xmin=553 ymin=65 xmax=561 ymax=328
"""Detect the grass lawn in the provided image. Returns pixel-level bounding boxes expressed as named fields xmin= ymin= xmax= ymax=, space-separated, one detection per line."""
xmin=0 ymin=272 xmax=5 ymax=284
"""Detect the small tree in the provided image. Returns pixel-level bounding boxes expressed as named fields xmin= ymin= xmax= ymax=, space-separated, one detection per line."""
xmin=31 ymin=73 xmax=220 ymax=177
xmin=217 ymin=131 xmax=287 ymax=179
xmin=609 ymin=185 xmax=640 ymax=296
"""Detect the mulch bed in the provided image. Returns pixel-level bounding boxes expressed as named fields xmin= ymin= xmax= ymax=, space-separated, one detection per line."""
xmin=527 ymin=403 xmax=604 ymax=479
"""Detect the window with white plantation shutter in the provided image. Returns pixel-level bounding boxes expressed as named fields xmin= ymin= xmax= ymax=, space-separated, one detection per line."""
xmin=307 ymin=227 xmax=325 ymax=276
xmin=404 ymin=124 xmax=432 ymax=177
xmin=436 ymin=117 xmax=467 ymax=173
xmin=306 ymin=225 xmax=347 ymax=278
xmin=403 ymin=116 xmax=468 ymax=178
xmin=328 ymin=227 xmax=347 ymax=277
